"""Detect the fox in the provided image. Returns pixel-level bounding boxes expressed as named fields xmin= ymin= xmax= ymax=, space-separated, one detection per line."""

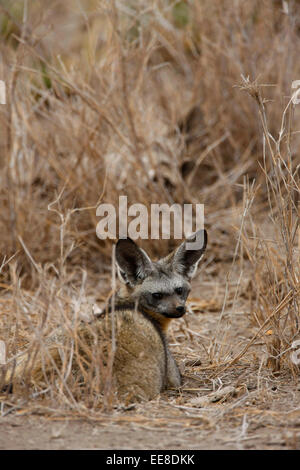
xmin=3 ymin=229 xmax=207 ymax=403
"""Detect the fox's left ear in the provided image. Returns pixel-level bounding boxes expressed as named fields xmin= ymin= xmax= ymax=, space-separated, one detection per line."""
xmin=115 ymin=237 xmax=153 ymax=286
xmin=171 ymin=229 xmax=207 ymax=280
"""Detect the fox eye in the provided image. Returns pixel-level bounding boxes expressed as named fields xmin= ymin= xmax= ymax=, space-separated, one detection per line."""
xmin=152 ymin=292 xmax=163 ymax=300
xmin=175 ymin=287 xmax=183 ymax=296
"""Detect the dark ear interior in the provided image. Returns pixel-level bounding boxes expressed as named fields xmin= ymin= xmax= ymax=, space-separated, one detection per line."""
xmin=115 ymin=238 xmax=153 ymax=286
xmin=173 ymin=229 xmax=207 ymax=279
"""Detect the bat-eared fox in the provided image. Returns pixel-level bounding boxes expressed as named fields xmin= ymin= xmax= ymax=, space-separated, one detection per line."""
xmin=3 ymin=229 xmax=207 ymax=403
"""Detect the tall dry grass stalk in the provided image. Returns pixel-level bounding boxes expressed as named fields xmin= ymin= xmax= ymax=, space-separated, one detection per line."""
xmin=238 ymin=76 xmax=299 ymax=374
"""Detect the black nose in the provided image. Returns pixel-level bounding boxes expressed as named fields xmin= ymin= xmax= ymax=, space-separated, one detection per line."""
xmin=176 ymin=306 xmax=185 ymax=315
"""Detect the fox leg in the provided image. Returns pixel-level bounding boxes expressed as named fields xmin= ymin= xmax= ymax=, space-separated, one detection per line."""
xmin=166 ymin=349 xmax=181 ymax=389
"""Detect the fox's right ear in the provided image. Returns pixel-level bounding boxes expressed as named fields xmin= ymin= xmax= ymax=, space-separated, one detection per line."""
xmin=171 ymin=229 xmax=207 ymax=280
xmin=115 ymin=238 xmax=153 ymax=287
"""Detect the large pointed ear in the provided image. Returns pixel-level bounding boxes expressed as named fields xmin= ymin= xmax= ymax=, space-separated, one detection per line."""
xmin=115 ymin=238 xmax=153 ymax=286
xmin=170 ymin=229 xmax=207 ymax=280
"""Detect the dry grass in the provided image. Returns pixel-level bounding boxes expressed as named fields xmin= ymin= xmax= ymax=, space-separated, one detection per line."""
xmin=0 ymin=0 xmax=299 ymax=428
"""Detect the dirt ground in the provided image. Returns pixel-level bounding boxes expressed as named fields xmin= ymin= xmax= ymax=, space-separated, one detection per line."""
xmin=1 ymin=288 xmax=300 ymax=451
xmin=1 ymin=407 xmax=299 ymax=450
